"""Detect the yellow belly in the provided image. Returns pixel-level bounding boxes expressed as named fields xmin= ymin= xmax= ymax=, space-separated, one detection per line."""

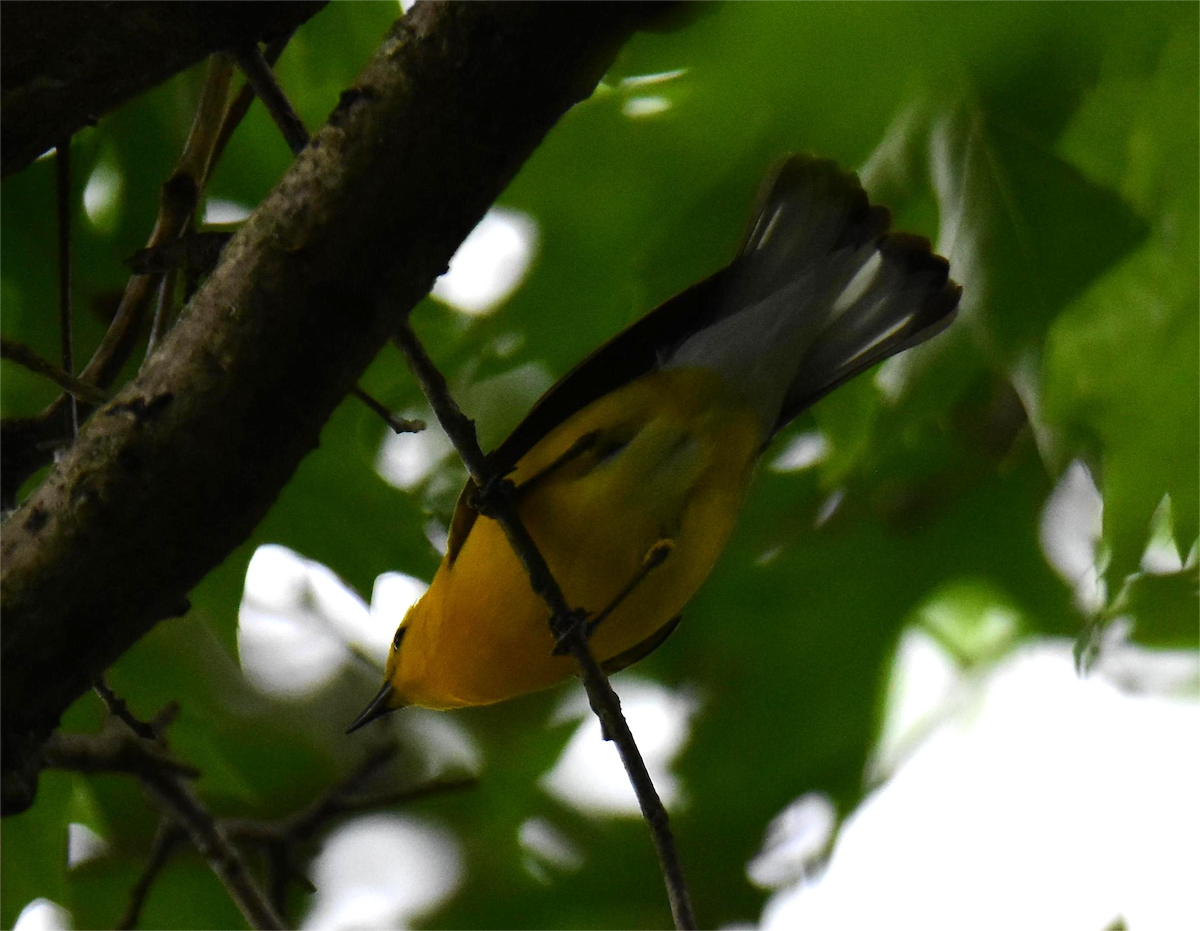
xmin=394 ymin=367 xmax=762 ymax=708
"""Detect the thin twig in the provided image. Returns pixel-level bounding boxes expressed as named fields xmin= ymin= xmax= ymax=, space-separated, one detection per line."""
xmin=55 ymin=692 xmax=474 ymax=930
xmin=393 ymin=321 xmax=697 ymax=930
xmin=67 ymin=685 xmax=281 ymax=928
xmin=116 ymin=52 xmax=232 ymax=376
xmin=224 ymin=743 xmax=477 ymax=918
xmin=42 ymin=723 xmax=199 ymax=782
xmin=233 ymin=43 xmax=310 ymax=155
xmin=0 ymin=338 xmax=109 ymax=404
xmin=139 ymin=760 xmax=286 ymax=930
xmin=126 ymin=231 xmax=234 ymax=276
xmin=213 ymin=33 xmax=295 ymax=166
xmin=116 ymin=820 xmax=185 ymax=931
xmin=1 ymin=56 xmax=236 ymax=495
xmin=351 ymin=386 xmax=425 ymax=435
xmin=228 ymin=743 xmax=400 ymax=844
xmin=146 ymin=270 xmax=176 ymax=358
xmin=44 ymin=720 xmax=283 ymax=930
xmin=136 ymin=53 xmax=234 ymax=367
xmin=92 ymin=676 xmax=159 ymax=740
xmin=55 ymin=141 xmax=78 ymax=438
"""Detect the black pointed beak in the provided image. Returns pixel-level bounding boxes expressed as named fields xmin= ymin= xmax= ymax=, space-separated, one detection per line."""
xmin=346 ymin=682 xmax=399 ymax=734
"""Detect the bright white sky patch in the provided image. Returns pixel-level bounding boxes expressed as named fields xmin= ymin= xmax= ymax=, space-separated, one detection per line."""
xmin=756 ymin=642 xmax=1200 ymax=931
xmin=402 ymin=709 xmax=483 ymax=779
xmin=67 ymin=822 xmax=110 ymax=870
xmin=238 ymin=546 xmax=426 ymax=700
xmin=12 ymin=900 xmax=70 ymax=931
xmin=619 ymin=69 xmax=688 ymax=89
xmin=814 ymin=488 xmax=844 ymax=528
xmin=769 ymin=431 xmax=830 ymax=473
xmin=1040 ymin=460 xmax=1105 ymax=614
xmin=376 ymin=363 xmax=554 ymax=496
xmin=616 ymin=70 xmax=688 ymax=120
xmin=622 ymin=96 xmax=672 ymax=119
xmin=519 ymin=817 xmax=585 ymax=882
xmin=1141 ymin=494 xmax=1184 ymax=574
xmin=203 ymin=197 xmax=252 ymax=225
xmin=541 ymin=678 xmax=697 ymax=816
xmin=370 ymin=571 xmax=428 ymax=654
xmin=431 ymin=208 xmax=538 ymax=316
xmin=868 ymin=628 xmax=962 ymax=781
xmin=748 ymin=793 xmax=837 ymax=890
xmin=376 ymin=415 xmax=452 ymax=492
xmin=301 ymin=815 xmax=461 ymax=931
xmin=83 ymin=159 xmax=122 ymax=233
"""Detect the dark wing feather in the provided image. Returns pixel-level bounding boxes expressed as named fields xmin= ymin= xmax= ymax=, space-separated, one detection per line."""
xmin=445 ymin=155 xmax=960 ymax=563
xmin=601 ymin=615 xmax=683 ymax=674
xmin=446 ymin=268 xmax=735 ymax=563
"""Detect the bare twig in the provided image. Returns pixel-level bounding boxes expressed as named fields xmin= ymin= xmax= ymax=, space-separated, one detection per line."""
xmin=214 ymin=32 xmax=296 ymax=165
xmin=42 ymin=720 xmax=199 ymax=782
xmin=108 ymin=52 xmax=233 ymax=373
xmin=393 ymin=321 xmax=697 ymax=930
xmin=127 ymin=231 xmax=235 ymax=276
xmin=92 ymin=676 xmax=159 ymax=740
xmin=59 ymin=685 xmax=477 ymax=929
xmin=233 ymin=43 xmax=309 ymax=155
xmin=0 ymin=338 xmax=109 ymax=404
xmin=1 ymin=56 xmax=236 ymax=496
xmin=351 ymin=386 xmax=425 ymax=435
xmin=137 ymin=53 xmax=234 ymax=366
xmin=55 ymin=141 xmax=77 ymax=438
xmin=44 ymin=712 xmax=283 ymax=930
xmin=116 ymin=820 xmax=185 ymax=931
xmin=139 ymin=756 xmax=286 ymax=930
xmin=145 ymin=270 xmax=176 ymax=358
xmin=225 ymin=742 xmax=476 ymax=917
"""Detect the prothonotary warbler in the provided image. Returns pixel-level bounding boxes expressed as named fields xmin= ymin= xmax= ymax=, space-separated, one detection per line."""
xmin=349 ymin=154 xmax=960 ymax=728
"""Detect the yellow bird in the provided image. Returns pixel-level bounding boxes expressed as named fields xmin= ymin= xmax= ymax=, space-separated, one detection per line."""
xmin=349 ymin=155 xmax=959 ymax=727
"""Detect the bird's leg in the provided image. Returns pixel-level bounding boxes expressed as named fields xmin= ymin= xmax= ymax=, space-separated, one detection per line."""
xmin=587 ymin=539 xmax=674 ymax=638
xmin=551 ymin=539 xmax=675 ymax=655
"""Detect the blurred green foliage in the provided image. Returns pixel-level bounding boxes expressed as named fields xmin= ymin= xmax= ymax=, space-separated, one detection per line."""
xmin=2 ymin=3 xmax=1196 ymax=930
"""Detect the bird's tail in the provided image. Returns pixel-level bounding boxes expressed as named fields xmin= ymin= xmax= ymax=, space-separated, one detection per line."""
xmin=662 ymin=155 xmax=960 ymax=436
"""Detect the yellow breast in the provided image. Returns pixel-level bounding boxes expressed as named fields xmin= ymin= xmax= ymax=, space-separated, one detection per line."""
xmin=390 ymin=366 xmax=762 ymax=709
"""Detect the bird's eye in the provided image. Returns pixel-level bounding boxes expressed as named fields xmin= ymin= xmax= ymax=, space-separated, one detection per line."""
xmin=392 ymin=626 xmax=407 ymax=650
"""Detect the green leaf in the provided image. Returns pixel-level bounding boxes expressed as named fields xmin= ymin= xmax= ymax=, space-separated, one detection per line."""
xmin=1044 ymin=23 xmax=1200 ymax=578
xmin=1116 ymin=566 xmax=1200 ymax=650
xmin=1 ymin=773 xmax=72 ymax=929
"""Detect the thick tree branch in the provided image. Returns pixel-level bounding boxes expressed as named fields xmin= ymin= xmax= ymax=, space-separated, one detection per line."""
xmin=0 ymin=1 xmax=325 ymax=177
xmin=0 ymin=0 xmax=660 ymax=814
